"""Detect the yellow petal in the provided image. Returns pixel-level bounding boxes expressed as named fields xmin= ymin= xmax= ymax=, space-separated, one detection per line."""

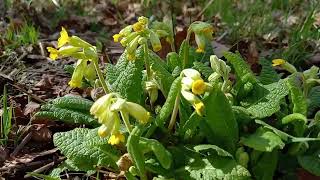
xmin=108 ymin=132 xmax=125 ymax=145
xmin=272 ymin=59 xmax=286 ymax=66
xmin=194 ymin=101 xmax=205 ymax=116
xmin=58 ymin=27 xmax=70 ymax=48
xmin=113 ymin=34 xmax=122 ymax=42
xmin=47 ymin=47 xmax=59 ymax=60
xmin=192 ymin=79 xmax=206 ymax=95
xmin=133 ymin=22 xmax=144 ymax=32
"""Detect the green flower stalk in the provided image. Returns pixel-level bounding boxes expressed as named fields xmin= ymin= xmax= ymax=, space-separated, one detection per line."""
xmin=272 ymin=59 xmax=297 ymax=74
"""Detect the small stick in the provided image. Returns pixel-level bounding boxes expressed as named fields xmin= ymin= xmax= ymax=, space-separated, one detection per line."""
xmin=196 ymin=0 xmax=215 ymax=19
xmin=10 ymin=132 xmax=32 ymax=157
xmin=24 ymin=157 xmax=65 ymax=178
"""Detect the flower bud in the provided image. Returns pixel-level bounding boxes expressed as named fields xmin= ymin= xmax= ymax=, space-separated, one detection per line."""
xmin=150 ymin=31 xmax=162 ymax=52
xmin=84 ymin=62 xmax=96 ymax=81
xmin=68 ymin=59 xmax=87 ymax=88
xmin=195 ymin=33 xmax=205 ymax=53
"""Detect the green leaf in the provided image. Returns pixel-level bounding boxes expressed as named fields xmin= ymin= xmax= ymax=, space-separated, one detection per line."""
xmin=111 ymin=48 xmax=144 ymax=104
xmin=35 ymin=105 xmax=99 ymax=127
xmin=193 ymin=144 xmax=233 ymax=158
xmin=172 ymin=146 xmax=251 ymax=180
xmin=246 ymin=80 xmax=289 ymax=118
xmin=150 ymin=51 xmax=175 ymax=96
xmin=241 ymin=128 xmax=285 ymax=152
xmin=298 ymin=150 xmax=320 ymax=176
xmin=50 ymin=96 xmax=93 ymax=112
xmin=252 ymin=150 xmax=279 ymax=180
xmin=255 ymin=120 xmax=320 ymax=143
xmin=287 ymin=73 xmax=307 ymax=116
xmin=156 ymin=77 xmax=182 ymax=127
xmin=308 ymin=86 xmax=320 ymax=116
xmin=224 ymin=51 xmax=255 ymax=83
xmin=202 ymin=88 xmax=238 ymax=153
xmin=140 ymin=137 xmax=172 ymax=169
xmin=167 ymin=52 xmax=181 ymax=72
xmin=192 ymin=61 xmax=213 ymax=79
xmin=53 ymin=128 xmax=120 ymax=171
xmin=258 ymin=58 xmax=280 ymax=85
xmin=127 ymin=127 xmax=147 ymax=180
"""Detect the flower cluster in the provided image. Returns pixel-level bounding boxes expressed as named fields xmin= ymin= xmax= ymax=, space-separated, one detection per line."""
xmin=189 ymin=22 xmax=214 ymax=53
xmin=113 ymin=16 xmax=171 ymax=61
xmin=47 ymin=27 xmax=97 ymax=88
xmin=180 ymin=69 xmax=212 ymax=116
xmin=90 ymin=93 xmax=150 ymax=145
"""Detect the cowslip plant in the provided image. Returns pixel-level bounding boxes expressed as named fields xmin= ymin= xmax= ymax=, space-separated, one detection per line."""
xmin=34 ymin=16 xmax=320 ymax=180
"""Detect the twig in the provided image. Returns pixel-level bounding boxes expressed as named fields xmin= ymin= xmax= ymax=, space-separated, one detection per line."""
xmin=10 ymin=132 xmax=32 ymax=157
xmin=0 ymin=73 xmax=45 ymax=103
xmin=38 ymin=42 xmax=46 ymax=57
xmin=196 ymin=0 xmax=215 ymax=19
xmin=24 ymin=157 xmax=65 ymax=178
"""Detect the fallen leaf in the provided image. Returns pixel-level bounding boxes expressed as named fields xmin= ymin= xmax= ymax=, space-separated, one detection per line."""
xmin=23 ymin=101 xmax=40 ymax=116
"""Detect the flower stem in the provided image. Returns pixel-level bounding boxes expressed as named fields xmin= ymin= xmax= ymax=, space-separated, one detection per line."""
xmin=120 ymin=111 xmax=132 ymax=133
xmin=168 ymin=94 xmax=180 ymax=131
xmin=143 ymin=43 xmax=151 ymax=80
xmin=93 ymin=58 xmax=110 ymax=94
xmin=182 ymin=30 xmax=191 ymax=69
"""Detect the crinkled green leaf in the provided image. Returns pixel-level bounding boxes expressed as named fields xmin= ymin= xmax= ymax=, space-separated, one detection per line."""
xmin=156 ymin=76 xmax=182 ymax=127
xmin=53 ymin=128 xmax=120 ymax=171
xmin=192 ymin=61 xmax=213 ymax=79
xmin=258 ymin=58 xmax=279 ymax=85
xmin=202 ymin=87 xmax=238 ymax=153
xmin=308 ymin=86 xmax=320 ymax=116
xmin=35 ymin=105 xmax=98 ymax=127
xmin=193 ymin=144 xmax=233 ymax=158
xmin=255 ymin=120 xmax=320 ymax=143
xmin=298 ymin=150 xmax=320 ymax=176
xmin=246 ymin=80 xmax=289 ymax=118
xmin=241 ymin=128 xmax=285 ymax=152
xmin=287 ymin=72 xmax=307 ymax=116
xmin=172 ymin=146 xmax=250 ymax=180
xmin=111 ymin=49 xmax=144 ymax=104
xmin=224 ymin=51 xmax=256 ymax=84
xmin=150 ymin=51 xmax=175 ymax=96
xmin=50 ymin=96 xmax=93 ymax=112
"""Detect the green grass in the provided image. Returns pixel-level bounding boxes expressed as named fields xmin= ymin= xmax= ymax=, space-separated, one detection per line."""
xmin=0 ymin=85 xmax=13 ymax=146
xmin=200 ymin=0 xmax=320 ymax=66
xmin=3 ymin=22 xmax=39 ymax=49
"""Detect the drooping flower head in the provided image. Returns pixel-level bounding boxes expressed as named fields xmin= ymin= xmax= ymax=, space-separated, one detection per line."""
xmin=112 ymin=16 xmax=166 ymax=61
xmin=90 ymin=93 xmax=151 ymax=145
xmin=189 ymin=22 xmax=214 ymax=53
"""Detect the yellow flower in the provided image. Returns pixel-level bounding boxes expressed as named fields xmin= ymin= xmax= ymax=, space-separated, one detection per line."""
xmin=47 ymin=47 xmax=59 ymax=60
xmin=108 ymin=132 xmax=125 ymax=145
xmin=138 ymin=16 xmax=148 ymax=25
xmin=196 ymin=47 xmax=205 ymax=53
xmin=195 ymin=33 xmax=206 ymax=53
xmin=150 ymin=31 xmax=162 ymax=52
xmin=98 ymin=124 xmax=109 ymax=138
xmin=133 ymin=22 xmax=145 ymax=32
xmin=194 ymin=101 xmax=205 ymax=116
xmin=272 ymin=59 xmax=286 ymax=66
xmin=192 ymin=79 xmax=206 ymax=95
xmin=68 ymin=59 xmax=87 ymax=88
xmin=125 ymin=102 xmax=150 ymax=124
xmin=58 ymin=27 xmax=70 ymax=48
xmin=113 ymin=34 xmax=122 ymax=42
